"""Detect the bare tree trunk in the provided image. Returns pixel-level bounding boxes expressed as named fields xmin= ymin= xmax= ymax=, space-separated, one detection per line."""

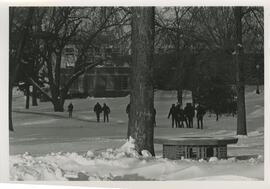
xmin=55 ymin=54 xmax=61 ymax=85
xmin=9 ymin=7 xmax=15 ymax=132
xmin=9 ymin=81 xmax=14 ymax=131
xmin=45 ymin=51 xmax=65 ymax=112
xmin=234 ymin=7 xmax=247 ymax=135
xmin=9 ymin=8 xmax=34 ymax=131
xmin=25 ymin=83 xmax=30 ymax=109
xmin=127 ymin=112 xmax=131 ymax=139
xmin=31 ymin=68 xmax=38 ymax=106
xmin=128 ymin=7 xmax=155 ymax=156
xmin=53 ymin=98 xmax=65 ymax=112
xmin=176 ymin=28 xmax=184 ymax=105
xmin=32 ymin=85 xmax=38 ymax=106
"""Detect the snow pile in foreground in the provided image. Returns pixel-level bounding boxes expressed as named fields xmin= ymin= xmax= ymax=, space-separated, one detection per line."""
xmin=10 ymin=138 xmax=264 ymax=181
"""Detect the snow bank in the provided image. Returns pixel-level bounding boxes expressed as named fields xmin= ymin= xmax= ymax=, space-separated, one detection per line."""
xmin=236 ymin=130 xmax=264 ymax=139
xmin=10 ymin=152 xmax=67 ymax=181
xmin=248 ymin=130 xmax=264 ymax=137
xmin=209 ymin=157 xmax=218 ymax=162
xmin=10 ymin=141 xmax=264 ymax=181
xmin=100 ymin=137 xmax=139 ymax=159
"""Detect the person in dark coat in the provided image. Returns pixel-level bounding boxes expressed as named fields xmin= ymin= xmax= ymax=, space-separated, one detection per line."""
xmin=175 ymin=103 xmax=181 ymax=128
xmin=196 ymin=104 xmax=206 ymax=129
xmin=102 ymin=103 xmax=110 ymax=122
xmin=184 ymin=103 xmax=195 ymax=128
xmin=68 ymin=102 xmax=73 ymax=118
xmin=178 ymin=105 xmax=185 ymax=128
xmin=94 ymin=102 xmax=102 ymax=122
xmin=168 ymin=104 xmax=177 ymax=128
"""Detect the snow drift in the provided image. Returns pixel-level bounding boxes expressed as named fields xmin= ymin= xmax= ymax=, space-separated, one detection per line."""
xmin=10 ymin=138 xmax=264 ymax=181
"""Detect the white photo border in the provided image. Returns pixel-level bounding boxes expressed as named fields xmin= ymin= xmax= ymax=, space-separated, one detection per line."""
xmin=0 ymin=0 xmax=269 ymax=189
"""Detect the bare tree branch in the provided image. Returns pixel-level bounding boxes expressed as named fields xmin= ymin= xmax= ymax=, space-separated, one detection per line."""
xmin=61 ymin=60 xmax=102 ymax=97
xmin=251 ymin=9 xmax=264 ymax=31
xmin=27 ymin=76 xmax=53 ymax=102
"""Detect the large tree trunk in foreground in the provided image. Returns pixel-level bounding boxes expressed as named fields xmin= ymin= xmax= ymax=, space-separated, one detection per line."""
xmin=234 ymin=7 xmax=247 ymax=135
xmin=128 ymin=7 xmax=155 ymax=156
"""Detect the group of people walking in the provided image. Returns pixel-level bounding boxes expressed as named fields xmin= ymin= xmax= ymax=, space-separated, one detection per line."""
xmin=93 ymin=102 xmax=111 ymax=122
xmin=67 ymin=101 xmax=206 ymax=129
xmin=168 ymin=103 xmax=206 ymax=129
xmin=67 ymin=102 xmax=111 ymax=123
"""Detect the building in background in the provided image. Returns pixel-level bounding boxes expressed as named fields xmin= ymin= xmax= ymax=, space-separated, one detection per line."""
xmin=60 ymin=44 xmax=130 ymax=98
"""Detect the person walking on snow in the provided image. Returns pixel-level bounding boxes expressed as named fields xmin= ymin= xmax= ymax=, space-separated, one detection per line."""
xmin=178 ymin=105 xmax=185 ymax=128
xmin=196 ymin=104 xmax=206 ymax=129
xmin=184 ymin=103 xmax=195 ymax=128
xmin=168 ymin=104 xmax=177 ymax=128
xmin=94 ymin=102 xmax=102 ymax=122
xmin=68 ymin=102 xmax=73 ymax=118
xmin=102 ymin=103 xmax=110 ymax=122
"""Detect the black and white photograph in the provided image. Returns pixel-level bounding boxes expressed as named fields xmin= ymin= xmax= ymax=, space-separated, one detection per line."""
xmin=6 ymin=5 xmax=264 ymax=181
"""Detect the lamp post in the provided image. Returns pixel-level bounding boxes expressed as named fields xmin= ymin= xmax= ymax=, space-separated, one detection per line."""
xmin=256 ymin=64 xmax=260 ymax=94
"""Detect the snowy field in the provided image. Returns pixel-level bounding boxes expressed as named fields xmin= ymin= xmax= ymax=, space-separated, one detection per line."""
xmin=9 ymin=86 xmax=264 ymax=181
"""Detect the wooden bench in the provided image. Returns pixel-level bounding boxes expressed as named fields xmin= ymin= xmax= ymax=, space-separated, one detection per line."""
xmin=154 ymin=136 xmax=238 ymax=160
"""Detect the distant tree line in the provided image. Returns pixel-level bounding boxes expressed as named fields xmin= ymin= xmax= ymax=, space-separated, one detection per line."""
xmin=153 ymin=51 xmax=264 ymax=91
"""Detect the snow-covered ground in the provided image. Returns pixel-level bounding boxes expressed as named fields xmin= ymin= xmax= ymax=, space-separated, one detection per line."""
xmin=9 ymin=86 xmax=264 ymax=181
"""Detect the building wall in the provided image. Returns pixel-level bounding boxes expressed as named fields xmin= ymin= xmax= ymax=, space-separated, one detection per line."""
xmin=61 ymin=66 xmax=130 ymax=98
